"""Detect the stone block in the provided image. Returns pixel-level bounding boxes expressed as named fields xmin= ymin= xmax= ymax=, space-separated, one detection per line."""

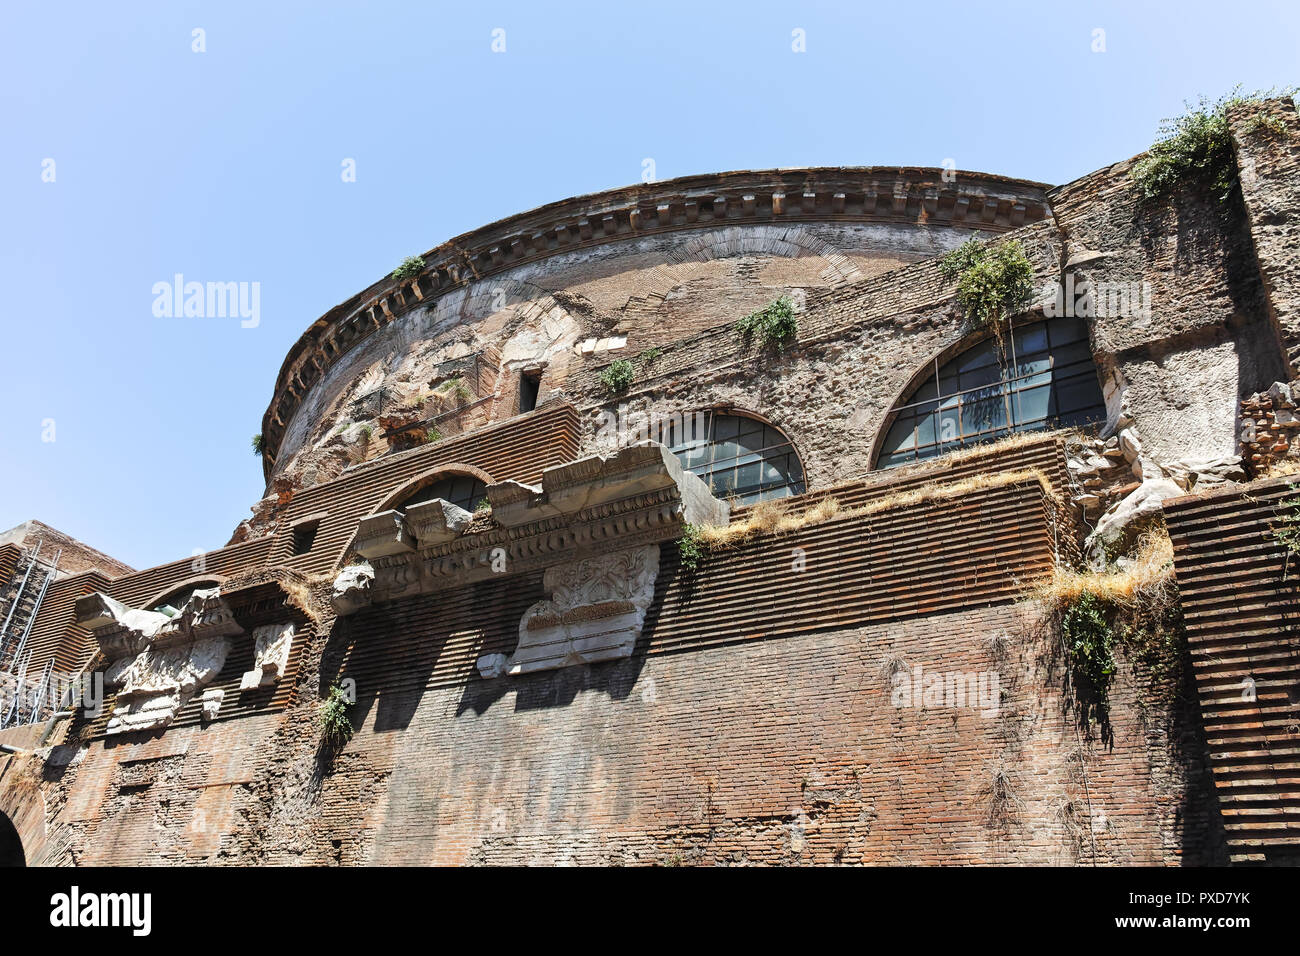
xmin=353 ymin=511 xmax=416 ymax=559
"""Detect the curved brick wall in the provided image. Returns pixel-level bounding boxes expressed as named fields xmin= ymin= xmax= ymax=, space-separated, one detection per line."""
xmin=261 ymin=168 xmax=1050 ymax=489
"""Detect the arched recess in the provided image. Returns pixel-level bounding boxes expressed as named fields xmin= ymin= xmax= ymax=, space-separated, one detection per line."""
xmin=371 ymin=462 xmax=495 ymax=516
xmin=144 ymin=575 xmax=227 ymax=612
xmin=0 ymin=810 xmax=23 ymax=867
xmin=336 ymin=463 xmax=496 ymax=568
xmin=660 ymin=407 xmax=806 ymax=506
xmin=871 ymin=314 xmax=1106 ymax=469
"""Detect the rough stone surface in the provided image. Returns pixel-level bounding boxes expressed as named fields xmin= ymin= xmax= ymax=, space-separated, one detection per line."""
xmin=240 ymin=623 xmax=295 ymax=690
xmin=330 ymin=563 xmax=375 ymax=616
xmin=404 ymin=498 xmax=473 ymax=545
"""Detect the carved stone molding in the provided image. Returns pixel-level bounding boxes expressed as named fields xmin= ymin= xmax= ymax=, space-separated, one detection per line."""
xmin=331 ymin=562 xmax=375 ymax=616
xmin=482 ymin=544 xmax=660 ymax=677
xmin=240 ymin=622 xmax=295 ymax=690
xmin=348 ymin=442 xmax=727 ymax=606
xmin=76 ymin=587 xmax=245 ymax=736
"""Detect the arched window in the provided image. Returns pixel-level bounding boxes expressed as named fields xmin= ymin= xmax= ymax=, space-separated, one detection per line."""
xmin=148 ymin=580 xmax=221 ymax=616
xmin=877 ymin=315 xmax=1106 ymax=468
xmin=665 ymin=411 xmax=805 ymax=506
xmin=396 ymin=473 xmax=488 ymax=514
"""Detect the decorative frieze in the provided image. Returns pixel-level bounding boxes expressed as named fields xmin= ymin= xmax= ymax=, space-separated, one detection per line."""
xmin=345 ymin=443 xmax=727 ymax=608
xmin=75 ymin=587 xmax=245 ymax=735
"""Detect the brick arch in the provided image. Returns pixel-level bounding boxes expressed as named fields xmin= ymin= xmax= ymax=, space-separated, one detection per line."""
xmin=0 ymin=808 xmax=23 ymax=866
xmin=369 ymin=462 xmax=496 ymax=517
xmin=0 ymin=766 xmax=50 ymax=867
xmin=622 ymin=225 xmax=864 ymax=313
xmin=333 ymin=462 xmax=496 ymax=569
xmin=143 ymin=574 xmax=228 ymax=611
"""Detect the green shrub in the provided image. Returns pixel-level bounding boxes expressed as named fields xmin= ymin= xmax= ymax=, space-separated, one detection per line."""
xmin=599 ymin=359 xmax=635 ymax=395
xmin=251 ymin=433 xmax=265 ymax=456
xmin=736 ymin=296 xmax=798 ymax=351
xmin=940 ymin=238 xmax=1034 ymax=328
xmin=391 ymin=255 xmax=425 ymax=280
xmin=1132 ymin=87 xmax=1297 ymax=210
xmin=319 ymin=682 xmax=354 ymax=748
xmin=424 ymin=426 xmax=442 ymax=444
xmin=1061 ymin=591 xmax=1115 ymax=703
xmin=678 ymin=524 xmax=704 ymax=574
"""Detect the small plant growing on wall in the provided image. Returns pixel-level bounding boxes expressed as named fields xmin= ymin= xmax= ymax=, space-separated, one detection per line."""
xmin=1060 ymin=591 xmax=1115 ymax=706
xmin=251 ymin=433 xmax=265 ymax=456
xmin=1270 ymin=486 xmax=1300 ymax=578
xmin=599 ymin=358 xmax=635 ymax=395
xmin=677 ymin=523 xmax=704 ymax=574
xmin=475 ymin=497 xmax=491 ymax=513
xmin=939 ymin=237 xmax=1034 ymax=334
xmin=736 ymin=295 xmax=798 ymax=351
xmin=1131 ymin=86 xmax=1297 ymax=212
xmin=391 ymin=255 xmax=425 ymax=280
xmin=319 ymin=681 xmax=354 ymax=750
xmin=437 ymin=375 xmax=473 ymax=404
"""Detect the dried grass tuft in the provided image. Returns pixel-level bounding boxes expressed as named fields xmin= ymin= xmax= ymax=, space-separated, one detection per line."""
xmin=1030 ymin=527 xmax=1175 ymax=612
xmin=1259 ymin=458 xmax=1300 ymax=480
xmin=695 ymin=469 xmax=1055 ymax=550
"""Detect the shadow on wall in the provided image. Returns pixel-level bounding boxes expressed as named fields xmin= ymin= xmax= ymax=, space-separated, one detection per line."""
xmin=0 ymin=811 xmax=23 ymax=867
xmin=451 ymin=563 xmax=671 ymax=718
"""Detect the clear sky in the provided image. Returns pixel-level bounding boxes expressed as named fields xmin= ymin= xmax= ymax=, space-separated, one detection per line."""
xmin=1 ymin=0 xmax=1297 ymax=571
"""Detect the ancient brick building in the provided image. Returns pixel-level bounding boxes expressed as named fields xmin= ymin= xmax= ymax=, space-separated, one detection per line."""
xmin=2 ymin=98 xmax=1299 ymax=867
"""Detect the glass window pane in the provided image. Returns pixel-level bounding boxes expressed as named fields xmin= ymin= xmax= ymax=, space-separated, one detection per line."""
xmin=958 ymin=342 xmax=999 ymax=372
xmin=669 ymin=413 xmax=805 ymax=505
xmin=1015 ymin=384 xmax=1051 ymax=425
xmin=1013 ymin=323 xmax=1048 ymax=354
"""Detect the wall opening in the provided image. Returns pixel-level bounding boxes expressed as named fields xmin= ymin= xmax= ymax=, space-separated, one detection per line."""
xmin=292 ymin=519 xmax=320 ymax=556
xmin=666 ymin=410 xmax=805 ymax=505
xmin=396 ymin=473 xmax=488 ymax=514
xmin=0 ymin=811 xmax=24 ymax=867
xmin=519 ymin=370 xmax=542 ymax=413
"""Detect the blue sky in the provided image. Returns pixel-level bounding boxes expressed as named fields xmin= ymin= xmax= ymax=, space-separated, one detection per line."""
xmin=1 ymin=0 xmax=1297 ymax=571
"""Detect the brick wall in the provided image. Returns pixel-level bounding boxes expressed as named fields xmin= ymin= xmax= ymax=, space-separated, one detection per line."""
xmin=3 ymin=445 xmax=1221 ymax=866
xmin=1165 ymin=477 xmax=1300 ymax=864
